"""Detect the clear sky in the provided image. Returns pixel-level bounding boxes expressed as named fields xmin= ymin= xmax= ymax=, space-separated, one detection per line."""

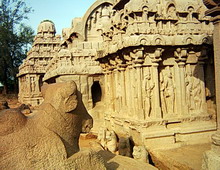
xmin=24 ymin=0 xmax=96 ymax=35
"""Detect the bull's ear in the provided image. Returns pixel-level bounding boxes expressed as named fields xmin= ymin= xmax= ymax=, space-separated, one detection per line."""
xmin=64 ymin=94 xmax=78 ymax=113
xmin=41 ymin=83 xmax=49 ymax=98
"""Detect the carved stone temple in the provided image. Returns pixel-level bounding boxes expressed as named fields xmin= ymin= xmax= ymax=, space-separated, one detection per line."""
xmin=18 ymin=0 xmax=218 ymax=159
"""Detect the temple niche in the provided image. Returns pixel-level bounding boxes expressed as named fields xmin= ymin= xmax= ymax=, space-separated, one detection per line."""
xmin=18 ymin=0 xmax=216 ymax=153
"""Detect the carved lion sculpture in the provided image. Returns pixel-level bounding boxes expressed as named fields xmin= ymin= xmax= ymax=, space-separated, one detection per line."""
xmin=0 ymin=81 xmax=105 ymax=169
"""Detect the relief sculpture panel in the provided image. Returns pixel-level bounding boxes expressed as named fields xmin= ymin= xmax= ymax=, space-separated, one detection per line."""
xmin=143 ymin=67 xmax=155 ymax=119
xmin=185 ymin=64 xmax=204 ymax=114
xmin=159 ymin=66 xmax=176 ymax=117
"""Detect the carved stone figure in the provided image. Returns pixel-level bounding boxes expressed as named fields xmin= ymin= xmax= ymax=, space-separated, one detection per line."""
xmin=0 ymin=81 xmax=97 ymax=169
xmin=144 ymin=69 xmax=155 ymax=118
xmin=160 ymin=66 xmax=175 ymax=115
xmin=132 ymin=146 xmax=149 ymax=163
xmin=98 ymin=128 xmax=118 ymax=153
xmin=192 ymin=72 xmax=203 ymax=111
xmin=30 ymin=77 xmax=36 ymax=92
xmin=185 ymin=68 xmax=194 ymax=111
xmin=106 ymin=130 xmax=118 ymax=153
xmin=160 ymin=71 xmax=167 ymax=115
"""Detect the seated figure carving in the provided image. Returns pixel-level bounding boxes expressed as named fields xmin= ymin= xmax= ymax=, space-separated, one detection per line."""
xmin=0 ymin=81 xmax=103 ymax=169
xmin=132 ymin=145 xmax=149 ymax=163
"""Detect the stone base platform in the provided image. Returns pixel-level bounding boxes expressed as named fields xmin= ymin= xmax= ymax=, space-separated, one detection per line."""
xmin=150 ymin=143 xmax=211 ymax=170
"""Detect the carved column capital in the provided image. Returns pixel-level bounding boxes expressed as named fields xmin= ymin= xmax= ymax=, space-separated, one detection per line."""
xmin=174 ymin=48 xmax=187 ymax=64
xmin=130 ymin=47 xmax=145 ymax=65
xmin=150 ymin=48 xmax=164 ymax=64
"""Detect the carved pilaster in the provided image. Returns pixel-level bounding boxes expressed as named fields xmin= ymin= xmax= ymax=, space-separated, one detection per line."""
xmin=149 ymin=48 xmax=164 ymax=119
xmin=174 ymin=48 xmax=187 ymax=116
xmin=127 ymin=65 xmax=133 ymax=117
xmin=198 ymin=47 xmax=209 ymax=114
xmin=132 ymin=48 xmax=145 ymax=119
xmin=116 ymin=55 xmax=127 ymax=110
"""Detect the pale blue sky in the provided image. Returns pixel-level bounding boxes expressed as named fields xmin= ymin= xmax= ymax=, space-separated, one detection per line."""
xmin=24 ymin=0 xmax=96 ymax=35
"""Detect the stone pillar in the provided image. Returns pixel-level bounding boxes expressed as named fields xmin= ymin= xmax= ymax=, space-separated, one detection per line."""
xmin=118 ymin=66 xmax=126 ymax=109
xmin=174 ymin=48 xmax=187 ymax=116
xmin=131 ymin=66 xmax=139 ymax=117
xmin=107 ymin=70 xmax=114 ymax=111
xmin=105 ymin=69 xmax=114 ymax=112
xmin=151 ymin=63 xmax=161 ymax=119
xmin=103 ymin=70 xmax=108 ymax=106
xmin=27 ymin=74 xmax=31 ymax=96
xmin=131 ymin=48 xmax=145 ymax=119
xmin=114 ymin=69 xmax=119 ymax=113
xmin=202 ymin=1 xmax=220 ymax=169
xmin=36 ymin=75 xmax=40 ymax=93
xmin=198 ymin=53 xmax=208 ymax=113
xmin=150 ymin=48 xmax=164 ymax=119
xmin=88 ymin=76 xmax=93 ymax=110
xmin=134 ymin=64 xmax=144 ymax=119
xmin=127 ymin=65 xmax=133 ymax=117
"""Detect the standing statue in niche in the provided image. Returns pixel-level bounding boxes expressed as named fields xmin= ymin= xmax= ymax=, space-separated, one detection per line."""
xmin=30 ymin=77 xmax=36 ymax=93
xmin=192 ymin=72 xmax=202 ymax=111
xmin=160 ymin=67 xmax=175 ymax=115
xmin=160 ymin=71 xmax=167 ymax=115
xmin=185 ymin=67 xmax=194 ymax=112
xmin=144 ymin=69 xmax=155 ymax=118
xmin=164 ymin=67 xmax=175 ymax=114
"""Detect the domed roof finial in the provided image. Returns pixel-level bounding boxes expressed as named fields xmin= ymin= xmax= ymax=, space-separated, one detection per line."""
xmin=37 ymin=20 xmax=56 ymax=35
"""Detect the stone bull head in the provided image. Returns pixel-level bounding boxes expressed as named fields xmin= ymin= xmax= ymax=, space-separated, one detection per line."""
xmin=0 ymin=81 xmax=93 ymax=169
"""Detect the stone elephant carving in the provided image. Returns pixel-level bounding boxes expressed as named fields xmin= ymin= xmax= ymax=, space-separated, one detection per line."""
xmin=0 ymin=81 xmax=101 ymax=169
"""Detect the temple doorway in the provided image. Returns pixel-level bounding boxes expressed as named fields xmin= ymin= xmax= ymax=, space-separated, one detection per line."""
xmin=91 ymin=81 xmax=102 ymax=107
